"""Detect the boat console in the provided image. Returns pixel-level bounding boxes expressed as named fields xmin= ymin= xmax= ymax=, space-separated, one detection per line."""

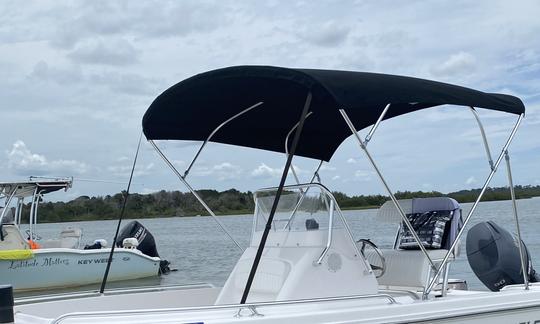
xmin=216 ymin=184 xmax=378 ymax=304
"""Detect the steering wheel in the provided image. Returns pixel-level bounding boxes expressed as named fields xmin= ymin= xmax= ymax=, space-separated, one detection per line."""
xmin=356 ymin=238 xmax=386 ymax=278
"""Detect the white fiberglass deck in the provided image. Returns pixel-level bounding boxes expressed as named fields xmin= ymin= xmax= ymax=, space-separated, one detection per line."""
xmin=14 ymin=284 xmax=540 ymax=324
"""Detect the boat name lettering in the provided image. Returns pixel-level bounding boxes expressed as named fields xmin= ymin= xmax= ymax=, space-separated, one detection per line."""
xmin=519 ymin=321 xmax=540 ymax=324
xmin=41 ymin=257 xmax=70 ymax=267
xmin=8 ymin=259 xmax=38 ymax=269
xmin=8 ymin=257 xmax=70 ymax=269
xmin=78 ymin=258 xmax=112 ymax=265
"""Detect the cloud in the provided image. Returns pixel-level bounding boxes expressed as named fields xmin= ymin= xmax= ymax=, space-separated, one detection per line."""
xmin=67 ymin=38 xmax=139 ymax=66
xmin=87 ymin=72 xmax=161 ymax=96
xmin=422 ymin=183 xmax=433 ymax=189
xmin=510 ymin=49 xmax=540 ymax=75
xmin=193 ymin=162 xmax=243 ymax=181
xmin=346 ymin=158 xmax=358 ymax=164
xmin=107 ymin=162 xmax=154 ymax=178
xmin=251 ymin=163 xmax=283 ymax=178
xmin=29 ymin=61 xmax=84 ymax=85
xmin=297 ymin=21 xmax=350 ymax=47
xmin=6 ymin=140 xmax=89 ymax=175
xmin=465 ymin=176 xmax=477 ymax=185
xmin=250 ymin=163 xmax=306 ymax=179
xmin=320 ymin=164 xmax=336 ymax=171
xmin=27 ymin=60 xmax=159 ymax=96
xmin=172 ymin=160 xmax=185 ymax=168
xmin=354 ymin=170 xmax=372 ymax=182
xmin=49 ymin=1 xmax=228 ymax=49
xmin=332 ymin=175 xmax=341 ymax=181
xmin=431 ymin=52 xmax=477 ymax=77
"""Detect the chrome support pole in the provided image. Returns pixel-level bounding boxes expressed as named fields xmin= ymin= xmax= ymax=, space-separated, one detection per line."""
xmin=0 ymin=189 xmax=17 ymax=224
xmin=313 ymin=160 xmax=323 ymax=181
xmin=505 ymin=150 xmax=529 ymax=290
xmin=149 ymin=140 xmax=243 ymax=251
xmin=285 ymin=112 xmax=313 ymax=188
xmin=316 ymin=199 xmax=334 ymax=264
xmin=441 ymin=263 xmax=450 ymax=297
xmin=365 ymin=103 xmax=391 ymax=145
xmin=340 ymin=108 xmax=437 ymax=271
xmin=183 ymin=102 xmax=264 ymax=178
xmin=28 ymin=187 xmax=38 ymax=241
xmin=15 ymin=197 xmax=23 ymax=225
xmin=34 ymin=192 xmax=42 ymax=227
xmin=424 ymin=113 xmax=524 ymax=298
xmin=470 ymin=107 xmax=495 ymax=170
xmin=250 ymin=198 xmax=260 ymax=241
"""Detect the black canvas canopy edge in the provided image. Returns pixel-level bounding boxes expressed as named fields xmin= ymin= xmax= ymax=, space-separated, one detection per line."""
xmin=143 ymin=65 xmax=525 ymax=161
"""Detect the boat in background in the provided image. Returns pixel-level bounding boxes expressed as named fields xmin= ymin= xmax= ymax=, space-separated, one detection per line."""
xmin=0 ymin=178 xmax=170 ymax=291
xmin=8 ymin=66 xmax=540 ymax=323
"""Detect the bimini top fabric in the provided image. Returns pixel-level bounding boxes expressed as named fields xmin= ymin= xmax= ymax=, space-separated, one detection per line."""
xmin=0 ymin=181 xmax=71 ymax=198
xmin=143 ymin=66 xmax=525 ymax=161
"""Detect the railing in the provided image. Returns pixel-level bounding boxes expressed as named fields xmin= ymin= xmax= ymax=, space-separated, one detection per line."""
xmin=51 ymin=292 xmax=399 ymax=323
xmin=15 ymin=283 xmax=215 ymax=305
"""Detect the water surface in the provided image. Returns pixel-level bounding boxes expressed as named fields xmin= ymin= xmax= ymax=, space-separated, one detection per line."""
xmin=18 ymin=197 xmax=540 ymax=297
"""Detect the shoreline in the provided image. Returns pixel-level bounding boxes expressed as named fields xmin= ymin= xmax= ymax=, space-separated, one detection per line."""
xmin=34 ymin=197 xmax=540 ymax=223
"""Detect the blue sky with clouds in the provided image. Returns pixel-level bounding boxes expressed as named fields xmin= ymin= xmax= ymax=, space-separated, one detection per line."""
xmin=0 ymin=0 xmax=538 ymax=201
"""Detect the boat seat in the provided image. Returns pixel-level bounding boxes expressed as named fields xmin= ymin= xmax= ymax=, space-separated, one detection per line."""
xmin=0 ymin=224 xmax=29 ymax=250
xmin=40 ymin=238 xmax=77 ymax=249
xmin=365 ymin=249 xmax=450 ymax=290
xmin=41 ymin=228 xmax=82 ymax=249
xmin=215 ymin=257 xmax=291 ymax=304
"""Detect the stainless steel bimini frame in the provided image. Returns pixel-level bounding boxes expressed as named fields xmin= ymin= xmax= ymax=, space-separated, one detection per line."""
xmin=149 ymin=96 xmax=526 ymax=298
xmin=148 ymin=102 xmax=266 ymax=252
xmin=1 ymin=180 xmax=72 ymax=241
xmin=282 ymin=114 xmax=325 ymax=230
xmin=339 ymin=104 xmax=526 ymax=298
xmin=285 ymin=111 xmax=313 ymax=185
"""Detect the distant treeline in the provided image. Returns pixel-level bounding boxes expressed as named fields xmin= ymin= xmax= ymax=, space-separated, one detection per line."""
xmin=30 ymin=185 xmax=540 ymax=223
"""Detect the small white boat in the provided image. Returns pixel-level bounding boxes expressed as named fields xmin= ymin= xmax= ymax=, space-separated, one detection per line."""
xmin=0 ymin=179 xmax=169 ymax=292
xmin=7 ymin=66 xmax=538 ymax=323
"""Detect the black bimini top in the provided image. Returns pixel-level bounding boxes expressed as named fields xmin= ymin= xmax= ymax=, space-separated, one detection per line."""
xmin=143 ymin=66 xmax=524 ymax=161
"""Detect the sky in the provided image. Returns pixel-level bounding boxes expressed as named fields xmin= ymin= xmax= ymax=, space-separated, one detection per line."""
xmin=0 ymin=0 xmax=539 ymax=202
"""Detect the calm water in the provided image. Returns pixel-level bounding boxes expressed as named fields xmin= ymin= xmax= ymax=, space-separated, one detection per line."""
xmin=17 ymin=197 xmax=540 ymax=297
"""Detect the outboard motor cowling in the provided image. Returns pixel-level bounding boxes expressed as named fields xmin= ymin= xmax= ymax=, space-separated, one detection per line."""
xmin=466 ymin=221 xmax=539 ymax=291
xmin=116 ymin=221 xmax=171 ymax=274
xmin=116 ymin=221 xmax=159 ymax=257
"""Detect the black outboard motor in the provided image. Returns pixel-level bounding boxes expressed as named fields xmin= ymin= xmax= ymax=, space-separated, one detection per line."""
xmin=116 ymin=221 xmax=171 ymax=274
xmin=466 ymin=221 xmax=539 ymax=291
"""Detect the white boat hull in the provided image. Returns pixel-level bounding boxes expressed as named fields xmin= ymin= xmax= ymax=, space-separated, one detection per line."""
xmin=0 ymin=248 xmax=160 ymax=291
xmin=12 ymin=284 xmax=540 ymax=323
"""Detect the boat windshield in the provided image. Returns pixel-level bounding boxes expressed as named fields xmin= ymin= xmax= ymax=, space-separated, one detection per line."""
xmin=253 ymin=185 xmax=343 ymax=233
